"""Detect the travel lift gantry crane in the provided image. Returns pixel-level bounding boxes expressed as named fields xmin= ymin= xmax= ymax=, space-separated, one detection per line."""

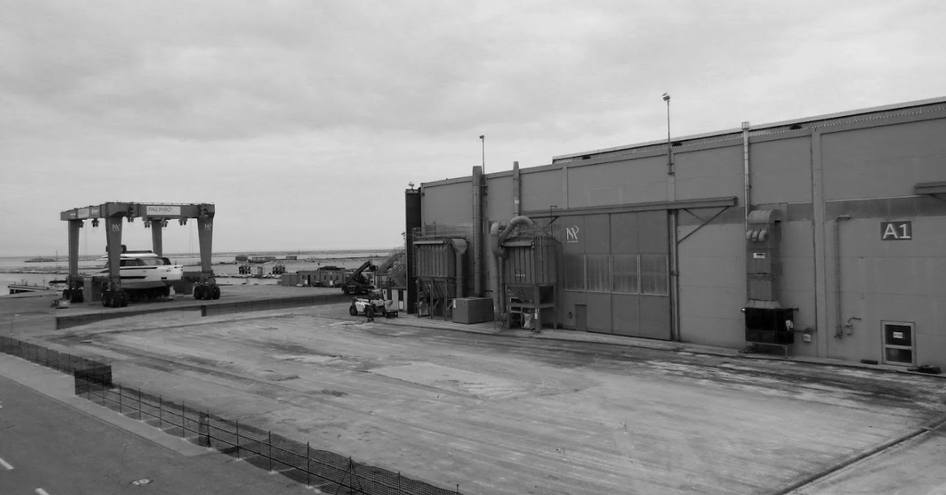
xmin=59 ymin=202 xmax=219 ymax=307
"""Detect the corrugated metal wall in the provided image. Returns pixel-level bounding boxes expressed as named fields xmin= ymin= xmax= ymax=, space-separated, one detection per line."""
xmin=556 ymin=211 xmax=670 ymax=338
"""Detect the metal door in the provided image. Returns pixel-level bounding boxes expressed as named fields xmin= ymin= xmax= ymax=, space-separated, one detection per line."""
xmin=575 ymin=304 xmax=588 ymax=332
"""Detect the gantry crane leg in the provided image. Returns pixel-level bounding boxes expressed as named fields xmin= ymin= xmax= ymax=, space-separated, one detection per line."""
xmin=64 ymin=219 xmax=84 ymax=302
xmin=192 ymin=205 xmax=220 ymax=300
xmin=102 ymin=214 xmax=129 ymax=307
xmin=151 ymin=219 xmax=163 ymax=256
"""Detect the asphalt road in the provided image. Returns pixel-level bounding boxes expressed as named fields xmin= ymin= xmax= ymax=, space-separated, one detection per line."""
xmin=0 ymin=373 xmax=304 ymax=495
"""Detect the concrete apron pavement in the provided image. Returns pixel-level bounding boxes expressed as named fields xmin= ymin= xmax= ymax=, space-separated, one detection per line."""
xmin=0 ymin=353 xmax=209 ymax=457
xmin=4 ymin=292 xmax=946 ymax=494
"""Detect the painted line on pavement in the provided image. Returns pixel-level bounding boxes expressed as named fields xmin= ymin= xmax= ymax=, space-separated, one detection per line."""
xmin=0 ymin=457 xmax=13 ymax=470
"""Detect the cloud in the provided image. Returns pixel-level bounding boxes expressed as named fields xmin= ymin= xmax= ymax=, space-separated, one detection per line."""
xmin=1 ymin=0 xmax=945 ymax=255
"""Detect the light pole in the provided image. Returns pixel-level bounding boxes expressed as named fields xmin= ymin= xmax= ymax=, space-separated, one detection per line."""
xmin=479 ymin=134 xmax=486 ymax=173
xmin=662 ymin=93 xmax=672 ymax=175
xmin=662 ymin=91 xmax=680 ymax=342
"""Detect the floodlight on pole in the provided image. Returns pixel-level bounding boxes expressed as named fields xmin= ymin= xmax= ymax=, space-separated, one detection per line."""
xmin=662 ymin=93 xmax=673 ymax=176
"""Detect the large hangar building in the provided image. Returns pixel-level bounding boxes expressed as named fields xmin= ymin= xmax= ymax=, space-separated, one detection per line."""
xmin=405 ymin=97 xmax=946 ymax=369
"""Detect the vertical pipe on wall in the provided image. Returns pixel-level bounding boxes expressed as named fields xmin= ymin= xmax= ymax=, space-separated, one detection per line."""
xmin=833 ymin=215 xmax=851 ymax=339
xmin=669 ymin=211 xmax=680 ymax=341
xmin=742 ymin=121 xmax=753 ymax=312
xmin=811 ymin=130 xmax=829 ymax=356
xmin=742 ymin=121 xmax=752 ymax=230
xmin=451 ymin=239 xmax=468 ymax=299
xmin=405 ymin=188 xmax=422 ymax=314
xmin=489 ymin=222 xmax=503 ymax=319
xmin=512 ymin=161 xmax=521 ymax=216
xmin=472 ymin=166 xmax=484 ymax=297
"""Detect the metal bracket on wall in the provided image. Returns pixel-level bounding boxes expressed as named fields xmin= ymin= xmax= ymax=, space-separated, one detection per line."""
xmin=677 ymin=206 xmax=732 ymax=245
xmin=546 ymin=206 xmax=560 ymax=226
xmin=914 ymin=181 xmax=946 ymax=202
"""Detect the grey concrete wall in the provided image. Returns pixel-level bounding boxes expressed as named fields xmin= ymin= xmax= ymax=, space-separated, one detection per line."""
xmin=420 ymin=179 xmax=473 ymax=230
xmin=520 ymin=167 xmax=563 ymax=212
xmin=750 ymin=136 xmax=813 ymax=204
xmin=566 ymin=155 xmax=668 ymax=207
xmin=825 ymin=212 xmax=946 ymax=367
xmin=816 ymin=116 xmax=946 ymax=368
xmin=823 ymin=119 xmax=946 ymax=201
xmin=678 ymin=222 xmax=746 ymax=347
xmin=777 ymin=219 xmax=817 ymax=355
xmin=675 ymin=145 xmax=743 ymax=200
xmin=485 ymin=173 xmax=514 ymax=222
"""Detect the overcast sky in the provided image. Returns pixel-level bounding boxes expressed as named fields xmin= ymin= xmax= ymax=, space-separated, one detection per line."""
xmin=1 ymin=1 xmax=944 ymax=257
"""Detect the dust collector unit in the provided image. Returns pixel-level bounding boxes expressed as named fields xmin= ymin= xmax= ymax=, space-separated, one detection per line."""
xmin=744 ymin=209 xmax=795 ymax=344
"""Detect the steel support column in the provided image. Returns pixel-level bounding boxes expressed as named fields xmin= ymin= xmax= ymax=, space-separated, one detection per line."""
xmin=104 ymin=215 xmax=124 ymax=289
xmin=151 ymin=221 xmax=164 ymax=257
xmin=196 ymin=206 xmax=214 ymax=279
xmin=66 ymin=219 xmax=82 ymax=300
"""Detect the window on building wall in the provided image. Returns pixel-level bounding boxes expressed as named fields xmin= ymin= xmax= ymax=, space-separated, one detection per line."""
xmin=586 ymin=254 xmax=611 ymax=292
xmin=612 ymin=254 xmax=639 ymax=293
xmin=640 ymin=254 xmax=669 ymax=295
xmin=563 ymin=253 xmax=585 ymax=290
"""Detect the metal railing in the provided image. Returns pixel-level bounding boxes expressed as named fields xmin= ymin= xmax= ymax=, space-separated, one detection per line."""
xmin=2 ymin=336 xmax=461 ymax=495
xmin=0 ymin=336 xmax=112 ymax=393
xmin=73 ymin=372 xmax=461 ymax=495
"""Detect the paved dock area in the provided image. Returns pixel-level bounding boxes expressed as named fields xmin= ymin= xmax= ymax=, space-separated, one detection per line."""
xmin=2 ymin=288 xmax=945 ymax=494
xmin=0 ymin=365 xmax=304 ymax=495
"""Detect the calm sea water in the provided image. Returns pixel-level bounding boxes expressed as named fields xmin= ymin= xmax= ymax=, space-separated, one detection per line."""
xmin=1 ymin=249 xmax=392 ymax=296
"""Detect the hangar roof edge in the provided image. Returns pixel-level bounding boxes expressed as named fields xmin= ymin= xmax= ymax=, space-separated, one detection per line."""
xmin=552 ymin=96 xmax=946 ymax=162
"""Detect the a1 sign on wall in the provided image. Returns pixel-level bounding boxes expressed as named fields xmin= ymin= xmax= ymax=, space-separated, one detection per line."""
xmin=881 ymin=221 xmax=912 ymax=241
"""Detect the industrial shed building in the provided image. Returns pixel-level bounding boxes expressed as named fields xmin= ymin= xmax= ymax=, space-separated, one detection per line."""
xmin=405 ymin=98 xmax=946 ymax=369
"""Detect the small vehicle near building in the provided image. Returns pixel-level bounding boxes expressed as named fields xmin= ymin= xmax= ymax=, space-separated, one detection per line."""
xmin=349 ymin=291 xmax=398 ymax=319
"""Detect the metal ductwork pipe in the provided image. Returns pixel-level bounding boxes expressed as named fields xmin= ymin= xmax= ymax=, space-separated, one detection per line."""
xmin=472 ymin=166 xmax=484 ymax=297
xmin=450 ymin=238 xmax=468 ymax=300
xmin=743 ymin=121 xmax=752 ymax=231
xmin=498 ymin=215 xmax=534 ymax=244
xmin=512 ymin=161 xmax=521 ymax=216
xmin=490 ymin=222 xmax=502 ymax=318
xmin=834 ymin=215 xmax=851 ymax=339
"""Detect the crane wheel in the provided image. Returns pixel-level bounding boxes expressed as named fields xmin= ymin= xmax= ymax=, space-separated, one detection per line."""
xmin=211 ymin=286 xmax=221 ymax=299
xmin=349 ymin=305 xmax=358 ymax=316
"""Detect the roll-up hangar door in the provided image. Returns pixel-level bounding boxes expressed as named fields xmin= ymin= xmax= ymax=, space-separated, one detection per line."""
xmin=559 ymin=210 xmax=670 ymax=338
